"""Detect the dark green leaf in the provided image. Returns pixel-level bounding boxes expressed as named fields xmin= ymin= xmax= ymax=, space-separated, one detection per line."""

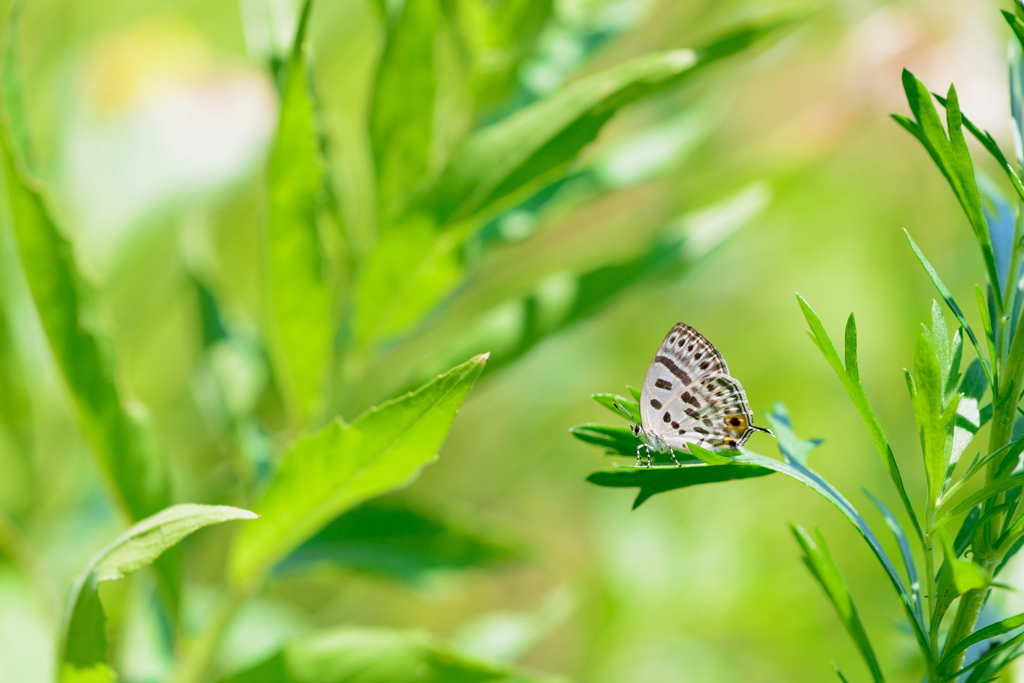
xmin=58 ymin=505 xmax=256 ymax=683
xmin=266 ymin=0 xmax=335 ymax=425
xmin=275 ymin=497 xmax=521 ymax=584
xmin=793 ymin=526 xmax=885 ymax=683
xmin=864 ymin=490 xmax=922 ymax=624
xmin=586 ymin=460 xmax=773 ymax=510
xmin=214 ymin=627 xmax=567 ymax=683
xmin=230 ymin=354 xmax=486 ymax=589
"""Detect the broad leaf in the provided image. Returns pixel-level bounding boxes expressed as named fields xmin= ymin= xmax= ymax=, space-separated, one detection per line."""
xmin=793 ymin=526 xmax=885 ymax=683
xmin=906 ymin=331 xmax=960 ymax=502
xmin=57 ymin=505 xmax=256 ymax=683
xmin=230 ymin=354 xmax=487 ymax=589
xmin=416 ymin=20 xmax=792 ymax=226
xmin=586 ymin=459 xmax=773 ymax=510
xmin=214 ymin=627 xmax=567 ymax=683
xmin=275 ymin=497 xmax=521 ymax=584
xmin=0 ymin=94 xmax=168 ymax=522
xmin=265 ymin=0 xmax=335 ymax=425
xmin=370 ymin=0 xmax=439 ymax=218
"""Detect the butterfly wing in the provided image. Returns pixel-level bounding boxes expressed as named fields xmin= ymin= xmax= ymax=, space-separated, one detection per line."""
xmin=640 ymin=323 xmax=758 ymax=450
xmin=658 ymin=375 xmax=758 ymax=449
xmin=639 ymin=323 xmax=728 ymax=428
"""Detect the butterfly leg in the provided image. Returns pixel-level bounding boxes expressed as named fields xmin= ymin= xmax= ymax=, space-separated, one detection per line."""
xmin=635 ymin=444 xmax=643 ymax=468
xmin=646 ymin=445 xmax=652 ymax=468
xmin=669 ymin=449 xmax=682 ymax=467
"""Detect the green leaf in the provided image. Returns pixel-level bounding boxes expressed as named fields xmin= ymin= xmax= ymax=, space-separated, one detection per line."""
xmin=591 ymin=393 xmax=640 ymax=421
xmin=229 ymin=354 xmax=487 ymax=589
xmin=792 ymin=526 xmax=885 ymax=683
xmin=895 ymin=72 xmax=1000 ymax=305
xmin=0 ymin=239 xmax=31 ymax=459
xmin=416 ymin=20 xmax=791 ymax=226
xmin=214 ymin=627 xmax=567 ymax=683
xmin=952 ymin=360 xmax=987 ymax=467
xmin=687 ymin=442 xmax=734 ymax=465
xmin=797 ymin=295 xmax=922 ymax=540
xmin=937 ymin=472 xmax=1024 ymax=527
xmin=937 ymin=527 xmax=992 ymax=594
xmin=864 ymin=490 xmax=922 ymax=625
xmin=907 ymin=331 xmax=960 ymax=502
xmin=274 ymin=497 xmax=521 ymax=585
xmin=933 ymin=90 xmax=1024 ymax=204
xmin=370 ymin=0 xmax=439 ymax=219
xmin=904 ymin=231 xmax=993 ymax=388
xmin=265 ymin=0 xmax=335 ymax=425
xmin=764 ymin=401 xmax=822 ymax=466
xmin=0 ymin=91 xmax=168 ymax=523
xmin=2 ymin=0 xmax=34 ymax=174
xmin=57 ymin=505 xmax=257 ymax=683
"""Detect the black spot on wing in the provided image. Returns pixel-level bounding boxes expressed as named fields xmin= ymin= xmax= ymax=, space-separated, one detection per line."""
xmin=655 ymin=378 xmax=672 ymax=390
xmin=650 ymin=399 xmax=662 ymax=409
xmin=655 ymin=355 xmax=691 ymax=385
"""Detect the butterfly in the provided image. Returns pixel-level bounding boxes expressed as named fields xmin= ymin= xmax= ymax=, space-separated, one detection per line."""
xmin=615 ymin=323 xmax=773 ymax=467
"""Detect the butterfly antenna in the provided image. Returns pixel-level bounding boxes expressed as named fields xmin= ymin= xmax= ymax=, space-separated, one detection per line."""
xmin=612 ymin=399 xmax=639 ymax=426
xmin=751 ymin=424 xmax=775 ymax=438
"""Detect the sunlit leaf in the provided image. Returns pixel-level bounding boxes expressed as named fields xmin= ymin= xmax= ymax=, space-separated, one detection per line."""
xmin=230 ymin=354 xmax=486 ymax=589
xmin=793 ymin=526 xmax=885 ymax=683
xmin=906 ymin=331 xmax=960 ymax=502
xmin=57 ymin=505 xmax=256 ymax=683
xmin=214 ymin=627 xmax=567 ymax=683
xmin=265 ymin=0 xmax=335 ymax=425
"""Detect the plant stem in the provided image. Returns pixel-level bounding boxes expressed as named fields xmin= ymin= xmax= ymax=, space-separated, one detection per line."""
xmin=167 ymin=588 xmax=246 ymax=683
xmin=923 ymin=500 xmax=939 ymax=660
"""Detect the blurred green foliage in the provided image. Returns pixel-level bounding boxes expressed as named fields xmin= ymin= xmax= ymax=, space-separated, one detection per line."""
xmin=2 ymin=0 xmax=1020 ymax=681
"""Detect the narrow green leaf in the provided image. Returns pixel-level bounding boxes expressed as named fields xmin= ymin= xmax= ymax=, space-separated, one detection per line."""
xmin=793 ymin=526 xmax=885 ymax=683
xmin=230 ymin=354 xmax=487 ymax=589
xmin=370 ymin=0 xmax=438 ymax=218
xmin=0 ymin=92 xmax=168 ymax=522
xmin=214 ymin=627 xmax=567 ymax=683
xmin=764 ymin=401 xmax=822 ymax=466
xmin=275 ymin=498 xmax=521 ymax=584
xmin=688 ymin=442 xmax=734 ymax=465
xmin=0 ymin=237 xmax=31 ymax=459
xmin=58 ymin=505 xmax=256 ymax=683
xmin=937 ymin=527 xmax=991 ymax=594
xmin=952 ymin=360 xmax=987 ymax=467
xmin=905 ymin=230 xmax=993 ymax=388
xmin=908 ymin=331 xmax=959 ymax=501
xmin=950 ymin=630 xmax=1024 ymax=679
xmin=865 ymin=490 xmax=922 ymax=624
xmin=591 ymin=393 xmax=640 ymax=421
xmin=797 ymin=295 xmax=922 ymax=539
xmin=898 ymin=72 xmax=1000 ymax=304
xmin=937 ymin=472 xmax=1024 ymax=527
xmin=417 ymin=20 xmax=791 ymax=225
xmin=265 ymin=0 xmax=335 ymax=425
xmin=1 ymin=0 xmax=34 ymax=174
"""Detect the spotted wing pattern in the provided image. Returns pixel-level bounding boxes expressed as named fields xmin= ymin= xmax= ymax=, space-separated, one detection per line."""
xmin=640 ymin=323 xmax=759 ymax=450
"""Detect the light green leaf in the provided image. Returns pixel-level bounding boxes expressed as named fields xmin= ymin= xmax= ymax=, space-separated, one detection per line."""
xmin=937 ymin=528 xmax=992 ymax=595
xmin=2 ymin=1 xmax=34 ymax=174
xmin=370 ymin=0 xmax=439 ymax=218
xmin=764 ymin=401 xmax=822 ymax=466
xmin=590 ymin=393 xmax=640 ymax=421
xmin=57 ymin=505 xmax=257 ymax=683
xmin=937 ymin=472 xmax=1024 ymax=527
xmin=265 ymin=0 xmax=335 ymax=425
xmin=416 ymin=20 xmax=792 ymax=226
xmin=214 ymin=627 xmax=567 ymax=683
xmin=907 ymin=332 xmax=960 ymax=502
xmin=0 ymin=92 xmax=168 ymax=523
xmin=687 ymin=442 xmax=734 ymax=465
xmin=230 ymin=354 xmax=487 ymax=589
xmin=797 ymin=296 xmax=922 ymax=540
xmin=793 ymin=526 xmax=885 ymax=683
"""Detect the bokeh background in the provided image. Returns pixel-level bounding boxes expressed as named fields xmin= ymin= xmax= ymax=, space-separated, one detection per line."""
xmin=0 ymin=0 xmax=1017 ymax=681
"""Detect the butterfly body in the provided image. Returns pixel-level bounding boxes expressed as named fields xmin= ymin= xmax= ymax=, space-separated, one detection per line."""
xmin=629 ymin=322 xmax=772 ymax=466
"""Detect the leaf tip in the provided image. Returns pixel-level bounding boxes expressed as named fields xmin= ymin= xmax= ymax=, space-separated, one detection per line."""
xmin=476 ymin=352 xmax=491 ymax=364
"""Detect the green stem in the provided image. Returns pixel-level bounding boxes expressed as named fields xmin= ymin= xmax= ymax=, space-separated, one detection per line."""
xmin=167 ymin=588 xmax=246 ymax=683
xmin=923 ymin=502 xmax=939 ymax=661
